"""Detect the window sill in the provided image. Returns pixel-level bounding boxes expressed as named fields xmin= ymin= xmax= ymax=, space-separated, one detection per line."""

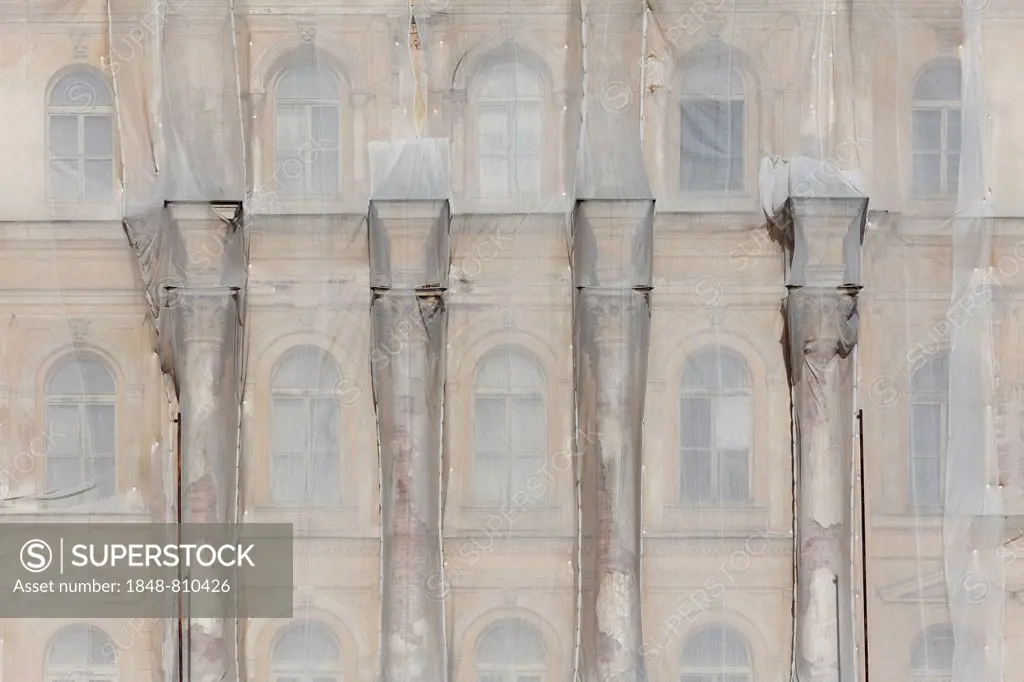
xmin=451 ymin=503 xmax=571 ymax=533
xmin=454 ymin=194 xmax=572 ymax=215
xmin=905 ymin=197 xmax=958 ymax=218
xmin=656 ymin=193 xmax=760 ymax=214
xmin=248 ymin=195 xmax=367 ymax=216
xmin=45 ymin=200 xmax=122 ymax=222
xmin=246 ymin=505 xmax=365 ymax=535
xmin=655 ymin=503 xmax=772 ymax=534
xmin=666 ymin=502 xmax=768 ymax=513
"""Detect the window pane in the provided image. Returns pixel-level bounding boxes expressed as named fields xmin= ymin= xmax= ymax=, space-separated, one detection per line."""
xmin=275 ymin=155 xmax=305 ymax=193
xmin=912 ymin=110 xmax=943 ymax=152
xmin=910 ymin=403 xmax=943 ymax=458
xmin=475 ymin=398 xmax=509 ymax=450
xmin=513 ymin=155 xmax=541 ymax=194
xmin=946 ymin=153 xmax=960 ymax=195
xmin=912 ymin=153 xmax=942 ymax=197
xmin=272 ymin=398 xmax=308 ymax=450
xmin=474 ymin=454 xmax=507 ymax=502
xmin=85 ymin=454 xmax=116 ymax=499
xmin=49 ymin=160 xmax=81 ymax=200
xmin=682 ymin=448 xmax=713 ymax=502
xmin=720 ymin=449 xmax=749 ymax=502
xmin=84 ymin=160 xmax=114 ymax=201
xmin=681 ymin=397 xmax=712 ymax=448
xmin=911 ymin=458 xmax=943 ymax=509
xmin=309 ymin=397 xmax=340 ymax=452
xmin=276 ymin=105 xmax=307 ymax=150
xmin=50 ymin=72 xmax=114 ymax=107
xmin=681 ymin=99 xmax=744 ymax=191
xmin=716 ymin=396 xmax=751 ymax=449
xmin=480 ymin=157 xmax=510 ymax=197
xmin=47 ymin=458 xmax=83 ymax=496
xmin=510 ymin=454 xmax=545 ymax=499
xmin=513 ymin=104 xmax=542 ymax=152
xmin=271 ymin=454 xmax=306 ymax=502
xmin=311 ymin=150 xmax=340 ymax=194
xmin=83 ymin=404 xmax=116 ymax=455
xmin=83 ymin=115 xmax=113 ymax=156
xmin=946 ymin=110 xmax=961 ymax=150
xmin=311 ymin=451 xmax=341 ymax=505
xmin=310 ymin=105 xmax=339 ymax=148
xmin=478 ymin=107 xmax=510 ymax=155
xmin=50 ymin=115 xmax=80 ymax=156
xmin=47 ymin=405 xmax=81 ymax=454
xmin=510 ymin=398 xmax=544 ymax=451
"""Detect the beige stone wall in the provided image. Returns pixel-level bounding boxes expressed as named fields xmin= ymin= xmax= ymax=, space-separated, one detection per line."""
xmin=1 ymin=1 xmax=1022 ymax=681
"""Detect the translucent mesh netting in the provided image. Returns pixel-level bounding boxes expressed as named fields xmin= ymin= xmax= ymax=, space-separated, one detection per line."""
xmin=0 ymin=0 xmax=1021 ymax=681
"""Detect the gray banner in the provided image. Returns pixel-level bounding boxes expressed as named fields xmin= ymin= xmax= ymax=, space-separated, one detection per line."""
xmin=0 ymin=523 xmax=293 ymax=618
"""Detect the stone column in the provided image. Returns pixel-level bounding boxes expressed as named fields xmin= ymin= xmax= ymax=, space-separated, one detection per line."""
xmin=573 ymin=200 xmax=653 ymax=682
xmin=133 ymin=201 xmax=246 ymax=682
xmin=778 ymin=191 xmax=867 ymax=682
xmin=369 ymin=199 xmax=450 ymax=682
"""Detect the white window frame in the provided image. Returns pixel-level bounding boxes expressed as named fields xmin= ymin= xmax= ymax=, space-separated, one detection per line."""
xmin=679 ymin=346 xmax=753 ymax=506
xmin=475 ymin=620 xmax=547 ymax=682
xmin=910 ymin=61 xmax=962 ymax=199
xmin=46 ymin=71 xmax=116 ymax=203
xmin=44 ymin=358 xmax=117 ymax=506
xmin=678 ymin=56 xmax=747 ymax=196
xmin=270 ymin=622 xmax=342 ymax=682
xmin=908 ymin=356 xmax=949 ymax=514
xmin=45 ymin=626 xmax=117 ymax=682
xmin=679 ymin=626 xmax=753 ymax=682
xmin=472 ymin=347 xmax=547 ymax=505
xmin=269 ymin=346 xmax=343 ymax=507
xmin=273 ymin=64 xmax=342 ymax=197
xmin=473 ymin=63 xmax=544 ymax=200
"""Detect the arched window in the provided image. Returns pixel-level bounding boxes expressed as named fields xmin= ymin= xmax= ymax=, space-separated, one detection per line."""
xmin=474 ymin=60 xmax=544 ymax=198
xmin=271 ymin=621 xmax=342 ymax=682
xmin=680 ymin=346 xmax=752 ymax=504
xmin=270 ymin=346 xmax=342 ymax=505
xmin=45 ymin=625 xmax=117 ymax=681
xmin=680 ymin=625 xmax=752 ymax=682
xmin=911 ymin=60 xmax=961 ymax=198
xmin=909 ymin=354 xmax=949 ymax=512
xmin=47 ymin=69 xmax=115 ymax=202
xmin=910 ymin=625 xmax=954 ymax=682
xmin=473 ymin=346 xmax=546 ymax=504
xmin=45 ymin=356 xmax=117 ymax=505
xmin=475 ymin=619 xmax=547 ymax=682
xmin=680 ymin=53 xmax=745 ymax=192
xmin=274 ymin=61 xmax=341 ymax=196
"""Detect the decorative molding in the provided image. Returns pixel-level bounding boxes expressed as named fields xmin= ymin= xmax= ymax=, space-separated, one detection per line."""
xmin=248 ymin=92 xmax=266 ymax=122
xmin=298 ymin=21 xmax=317 ymax=44
xmin=71 ymin=32 xmax=89 ymax=59
xmin=878 ymin=570 xmax=948 ymax=604
xmin=69 ymin=319 xmax=89 ymax=339
xmin=705 ymin=15 xmax=727 ymax=40
xmin=350 ymin=90 xmax=371 ymax=108
xmin=934 ymin=24 xmax=961 ymax=54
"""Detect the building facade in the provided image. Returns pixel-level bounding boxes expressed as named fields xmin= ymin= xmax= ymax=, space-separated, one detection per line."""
xmin=0 ymin=0 xmax=1022 ymax=680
